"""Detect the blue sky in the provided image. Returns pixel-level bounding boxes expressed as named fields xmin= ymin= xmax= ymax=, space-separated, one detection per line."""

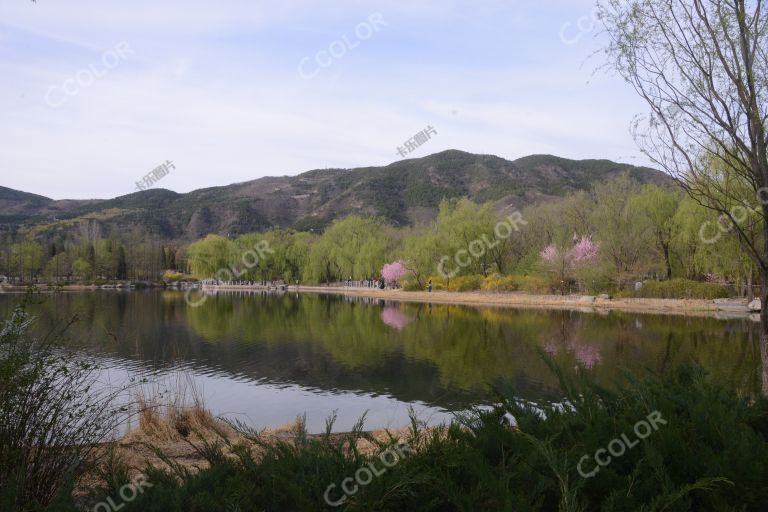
xmin=0 ymin=0 xmax=652 ymax=199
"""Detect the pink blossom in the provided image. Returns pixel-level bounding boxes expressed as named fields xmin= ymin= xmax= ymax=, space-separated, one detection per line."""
xmin=381 ymin=306 xmax=411 ymax=330
xmin=569 ymin=236 xmax=599 ymax=263
xmin=381 ymin=261 xmax=408 ymax=284
xmin=573 ymin=344 xmax=602 ymax=369
xmin=540 ymin=245 xmax=558 ymax=262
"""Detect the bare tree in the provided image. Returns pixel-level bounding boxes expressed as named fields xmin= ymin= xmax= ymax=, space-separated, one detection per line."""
xmin=600 ymin=0 xmax=768 ymax=392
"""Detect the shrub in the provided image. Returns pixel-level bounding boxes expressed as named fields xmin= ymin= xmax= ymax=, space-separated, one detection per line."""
xmin=0 ymin=294 xmax=124 ymax=510
xmin=161 ymin=271 xmax=184 ymax=283
xmin=481 ymin=273 xmax=519 ymax=292
xmin=400 ymin=275 xmax=422 ymax=291
xmin=622 ymin=278 xmax=729 ymax=299
xmin=515 ymin=274 xmax=551 ymax=294
xmin=114 ymin=364 xmax=768 ymax=511
xmin=425 ymin=275 xmax=448 ymax=291
xmin=449 ymin=275 xmax=483 ymax=291
xmin=420 ymin=275 xmax=484 ymax=292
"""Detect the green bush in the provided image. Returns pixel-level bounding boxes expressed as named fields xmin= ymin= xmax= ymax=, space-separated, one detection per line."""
xmin=450 ymin=274 xmax=483 ymax=291
xmin=161 ymin=271 xmax=184 ymax=283
xmin=419 ymin=275 xmax=484 ymax=292
xmin=112 ymin=364 xmax=768 ymax=512
xmin=425 ymin=275 xmax=448 ymax=291
xmin=400 ymin=275 xmax=422 ymax=291
xmin=621 ymin=278 xmax=729 ymax=299
xmin=0 ymin=294 xmax=122 ymax=510
xmin=481 ymin=273 xmax=519 ymax=292
xmin=515 ymin=274 xmax=551 ymax=294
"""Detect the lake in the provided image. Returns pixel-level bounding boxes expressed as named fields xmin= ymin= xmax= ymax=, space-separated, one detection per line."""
xmin=0 ymin=290 xmax=761 ymax=432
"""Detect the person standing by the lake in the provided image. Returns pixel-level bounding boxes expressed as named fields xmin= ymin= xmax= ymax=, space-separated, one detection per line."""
xmin=428 ymin=279 xmax=432 ymax=293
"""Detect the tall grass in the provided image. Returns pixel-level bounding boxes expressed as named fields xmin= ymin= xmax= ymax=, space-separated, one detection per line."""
xmin=0 ymin=294 xmax=126 ymax=511
xmin=108 ymin=363 xmax=768 ymax=511
xmin=129 ymin=371 xmax=212 ymax=441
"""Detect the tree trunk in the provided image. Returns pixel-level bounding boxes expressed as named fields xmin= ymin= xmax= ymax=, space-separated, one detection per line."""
xmin=662 ymin=243 xmax=672 ymax=280
xmin=761 ymin=269 xmax=768 ymax=396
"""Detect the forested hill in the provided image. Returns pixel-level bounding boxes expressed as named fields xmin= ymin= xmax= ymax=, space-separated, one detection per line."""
xmin=0 ymin=150 xmax=672 ymax=242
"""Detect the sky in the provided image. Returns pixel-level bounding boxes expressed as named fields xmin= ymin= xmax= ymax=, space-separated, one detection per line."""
xmin=0 ymin=0 xmax=654 ymax=200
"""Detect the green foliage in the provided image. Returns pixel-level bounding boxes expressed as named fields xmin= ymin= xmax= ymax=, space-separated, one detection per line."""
xmin=161 ymin=271 xmax=184 ymax=283
xmin=0 ymin=295 xmax=123 ymax=510
xmin=186 ymin=234 xmax=233 ymax=279
xmin=481 ymin=273 xmax=519 ymax=292
xmin=400 ymin=276 xmax=422 ymax=291
xmin=452 ymin=274 xmax=483 ymax=291
xmin=514 ymin=274 xmax=550 ymax=294
xmin=4 ymin=170 xmax=759 ymax=295
xmin=8 ymin=241 xmax=44 ymax=282
xmin=72 ymin=257 xmax=92 ymax=281
xmin=112 ymin=364 xmax=768 ymax=511
xmin=305 ymin=216 xmax=394 ymax=283
xmin=425 ymin=274 xmax=484 ymax=292
xmin=629 ymin=184 xmax=680 ymax=278
xmin=620 ymin=279 xmax=729 ymax=299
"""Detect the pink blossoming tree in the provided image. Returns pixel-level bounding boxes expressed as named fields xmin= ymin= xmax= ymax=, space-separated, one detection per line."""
xmin=381 ymin=261 xmax=408 ymax=286
xmin=540 ymin=235 xmax=600 ymax=294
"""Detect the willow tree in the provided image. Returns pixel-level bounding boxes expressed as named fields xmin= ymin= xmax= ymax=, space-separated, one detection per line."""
xmin=600 ymin=0 xmax=768 ymax=392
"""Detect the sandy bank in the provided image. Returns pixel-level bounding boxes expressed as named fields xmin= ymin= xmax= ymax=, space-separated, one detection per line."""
xmin=292 ymin=286 xmax=754 ymax=319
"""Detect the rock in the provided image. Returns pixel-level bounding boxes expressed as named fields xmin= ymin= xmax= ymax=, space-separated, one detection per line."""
xmin=749 ymin=298 xmax=761 ymax=312
xmin=715 ymin=301 xmax=749 ymax=313
xmin=597 ymin=293 xmax=612 ymax=300
xmin=634 ymin=281 xmax=643 ymax=291
xmin=578 ymin=295 xmax=596 ymax=304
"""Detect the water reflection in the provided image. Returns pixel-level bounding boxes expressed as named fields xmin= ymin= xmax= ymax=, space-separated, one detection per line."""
xmin=0 ymin=290 xmax=761 ymax=430
xmin=381 ymin=306 xmax=413 ymax=331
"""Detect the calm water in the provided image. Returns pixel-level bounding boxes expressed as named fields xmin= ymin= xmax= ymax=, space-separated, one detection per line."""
xmin=0 ymin=290 xmax=761 ymax=432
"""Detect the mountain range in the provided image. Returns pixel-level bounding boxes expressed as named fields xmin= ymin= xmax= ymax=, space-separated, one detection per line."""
xmin=0 ymin=150 xmax=672 ymax=242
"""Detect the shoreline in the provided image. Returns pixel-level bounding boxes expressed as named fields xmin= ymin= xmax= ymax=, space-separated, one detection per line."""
xmin=209 ymin=285 xmax=757 ymax=319
xmin=4 ymin=284 xmax=757 ymax=319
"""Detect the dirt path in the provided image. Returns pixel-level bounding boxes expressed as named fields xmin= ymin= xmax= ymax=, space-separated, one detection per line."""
xmin=291 ymin=286 xmax=752 ymax=319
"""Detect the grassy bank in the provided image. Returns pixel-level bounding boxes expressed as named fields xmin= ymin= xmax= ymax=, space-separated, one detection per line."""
xmin=5 ymin=294 xmax=768 ymax=511
xmin=80 ymin=364 xmax=768 ymax=512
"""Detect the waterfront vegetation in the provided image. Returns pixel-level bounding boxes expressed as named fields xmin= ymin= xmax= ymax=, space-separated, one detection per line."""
xmin=0 ymin=297 xmax=123 ymax=511
xmin=181 ymin=175 xmax=760 ymax=297
xmin=0 ymin=175 xmax=761 ymax=298
xmin=1 ymin=292 xmax=765 ymax=511
xmin=106 ymin=364 xmax=768 ymax=512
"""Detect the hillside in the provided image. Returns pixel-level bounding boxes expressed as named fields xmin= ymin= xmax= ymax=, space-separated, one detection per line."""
xmin=0 ymin=150 xmax=672 ymax=242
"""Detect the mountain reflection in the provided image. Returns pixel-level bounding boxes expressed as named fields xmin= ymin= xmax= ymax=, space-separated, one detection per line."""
xmin=1 ymin=290 xmax=762 ymax=411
